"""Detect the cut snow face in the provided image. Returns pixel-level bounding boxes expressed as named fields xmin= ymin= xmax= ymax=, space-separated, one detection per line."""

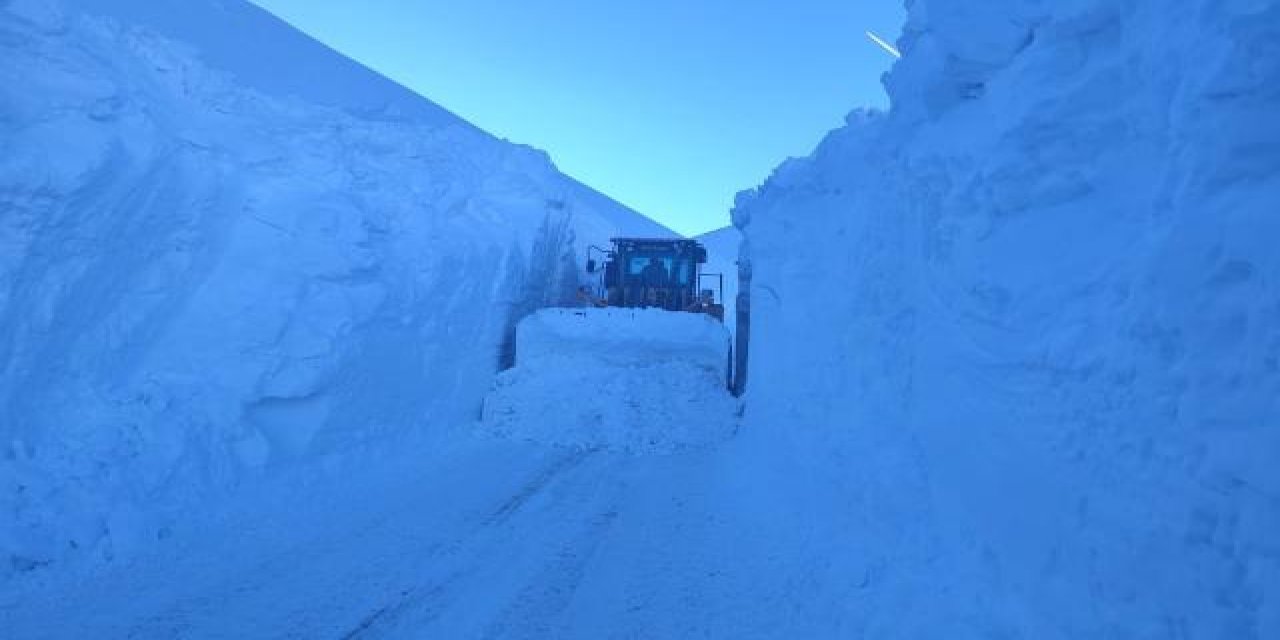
xmin=481 ymin=309 xmax=739 ymax=454
xmin=0 ymin=0 xmax=674 ymax=580
xmin=732 ymin=0 xmax=1280 ymax=635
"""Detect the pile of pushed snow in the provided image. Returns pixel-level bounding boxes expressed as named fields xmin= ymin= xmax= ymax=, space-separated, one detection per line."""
xmin=513 ymin=307 xmax=731 ymax=370
xmin=481 ymin=308 xmax=738 ymax=453
xmin=734 ymin=0 xmax=1280 ymax=636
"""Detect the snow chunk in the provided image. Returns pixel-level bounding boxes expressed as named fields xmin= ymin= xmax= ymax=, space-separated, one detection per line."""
xmin=481 ymin=308 xmax=738 ymax=454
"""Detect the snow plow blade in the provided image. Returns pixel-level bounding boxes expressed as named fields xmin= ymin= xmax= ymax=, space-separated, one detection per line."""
xmin=481 ymin=308 xmax=737 ymax=453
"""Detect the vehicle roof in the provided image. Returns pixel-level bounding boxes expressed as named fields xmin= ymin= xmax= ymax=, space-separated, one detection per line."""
xmin=610 ymin=237 xmax=704 ymax=247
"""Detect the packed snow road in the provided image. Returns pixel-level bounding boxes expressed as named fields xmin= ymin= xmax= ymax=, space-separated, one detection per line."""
xmin=1 ymin=432 xmax=854 ymax=639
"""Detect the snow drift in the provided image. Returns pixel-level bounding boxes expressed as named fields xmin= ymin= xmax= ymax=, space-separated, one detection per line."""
xmin=481 ymin=308 xmax=736 ymax=453
xmin=0 ymin=0 xmax=670 ymax=579
xmin=735 ymin=0 xmax=1280 ymax=636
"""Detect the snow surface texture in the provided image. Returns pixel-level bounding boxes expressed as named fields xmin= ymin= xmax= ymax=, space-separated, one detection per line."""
xmin=1 ymin=435 xmax=812 ymax=639
xmin=735 ymin=0 xmax=1280 ymax=637
xmin=481 ymin=308 xmax=737 ymax=454
xmin=0 ymin=0 xmax=671 ymax=580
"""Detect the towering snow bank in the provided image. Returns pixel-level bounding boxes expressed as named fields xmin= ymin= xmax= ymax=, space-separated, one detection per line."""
xmin=736 ymin=0 xmax=1279 ymax=636
xmin=481 ymin=308 xmax=736 ymax=453
xmin=0 ymin=0 xmax=670 ymax=579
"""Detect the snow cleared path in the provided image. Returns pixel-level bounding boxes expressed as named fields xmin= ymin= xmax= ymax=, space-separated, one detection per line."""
xmin=1 ymin=431 xmax=847 ymax=640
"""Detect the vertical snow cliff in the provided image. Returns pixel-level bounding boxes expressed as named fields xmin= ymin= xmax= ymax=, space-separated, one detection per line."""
xmin=736 ymin=0 xmax=1279 ymax=637
xmin=0 ymin=0 xmax=669 ymax=578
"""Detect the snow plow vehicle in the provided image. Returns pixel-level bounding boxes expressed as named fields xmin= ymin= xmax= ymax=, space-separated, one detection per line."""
xmin=479 ymin=237 xmax=744 ymax=451
xmin=586 ymin=238 xmax=726 ymax=322
xmin=578 ymin=236 xmax=749 ymax=395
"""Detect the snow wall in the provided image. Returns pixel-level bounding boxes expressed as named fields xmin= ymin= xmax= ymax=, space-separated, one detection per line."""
xmin=735 ymin=1 xmax=1279 ymax=637
xmin=0 ymin=0 xmax=671 ymax=579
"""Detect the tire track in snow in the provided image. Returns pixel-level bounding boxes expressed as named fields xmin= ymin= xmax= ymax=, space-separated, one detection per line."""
xmin=339 ymin=446 xmax=602 ymax=639
xmin=478 ymin=504 xmax=623 ymax=640
xmin=102 ymin=445 xmax=595 ymax=640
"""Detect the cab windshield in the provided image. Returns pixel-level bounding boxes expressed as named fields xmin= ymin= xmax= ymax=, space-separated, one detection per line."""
xmin=625 ymin=255 xmax=692 ymax=285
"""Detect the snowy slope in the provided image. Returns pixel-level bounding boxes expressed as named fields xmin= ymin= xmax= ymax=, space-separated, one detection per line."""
xmin=735 ymin=0 xmax=1280 ymax=637
xmin=62 ymin=0 xmax=466 ymax=127
xmin=55 ymin=0 xmax=673 ymax=242
xmin=0 ymin=0 xmax=671 ymax=580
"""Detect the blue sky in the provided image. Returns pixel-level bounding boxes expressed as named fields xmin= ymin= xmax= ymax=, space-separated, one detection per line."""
xmin=250 ymin=1 xmax=904 ymax=236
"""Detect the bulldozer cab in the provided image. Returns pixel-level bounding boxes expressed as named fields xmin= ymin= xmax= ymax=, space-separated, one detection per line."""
xmin=588 ymin=238 xmax=723 ymax=320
